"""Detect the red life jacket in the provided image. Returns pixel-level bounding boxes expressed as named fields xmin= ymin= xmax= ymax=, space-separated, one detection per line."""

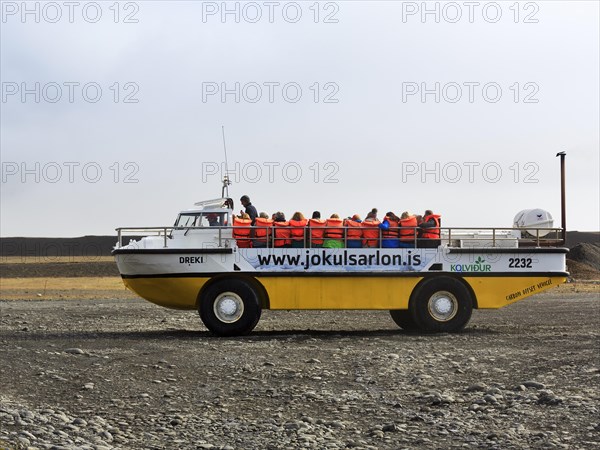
xmin=421 ymin=214 xmax=441 ymax=239
xmin=382 ymin=217 xmax=400 ymax=239
xmin=308 ymin=219 xmax=326 ymax=245
xmin=253 ymin=217 xmax=273 ymax=242
xmin=399 ymin=216 xmax=418 ymax=241
xmin=361 ymin=220 xmax=381 ymax=247
xmin=273 ymin=221 xmax=291 ymax=247
xmin=232 ymin=217 xmax=252 ymax=248
xmin=344 ymin=219 xmax=363 ymax=239
xmin=325 ymin=218 xmax=344 ymax=240
xmin=289 ymin=219 xmax=308 ymax=241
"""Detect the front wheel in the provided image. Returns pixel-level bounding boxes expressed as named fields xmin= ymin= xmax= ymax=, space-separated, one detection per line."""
xmin=199 ymin=279 xmax=262 ymax=336
xmin=410 ymin=277 xmax=473 ymax=333
xmin=389 ymin=309 xmax=419 ymax=331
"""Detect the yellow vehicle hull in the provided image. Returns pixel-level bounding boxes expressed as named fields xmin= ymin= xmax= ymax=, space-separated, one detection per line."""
xmin=122 ymin=275 xmax=566 ymax=311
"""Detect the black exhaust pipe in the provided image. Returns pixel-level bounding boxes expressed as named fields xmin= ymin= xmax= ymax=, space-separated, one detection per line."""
xmin=556 ymin=152 xmax=566 ymax=245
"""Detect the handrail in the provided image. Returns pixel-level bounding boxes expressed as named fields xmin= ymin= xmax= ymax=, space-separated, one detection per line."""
xmin=115 ymin=226 xmax=565 ymax=249
xmin=115 ymin=226 xmax=233 ymax=248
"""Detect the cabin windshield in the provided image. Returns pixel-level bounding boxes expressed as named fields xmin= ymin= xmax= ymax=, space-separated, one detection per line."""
xmin=175 ymin=212 xmax=227 ymax=228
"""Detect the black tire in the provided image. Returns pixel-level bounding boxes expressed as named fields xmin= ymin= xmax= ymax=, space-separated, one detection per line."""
xmin=389 ymin=309 xmax=420 ymax=331
xmin=199 ymin=278 xmax=262 ymax=336
xmin=409 ymin=277 xmax=473 ymax=333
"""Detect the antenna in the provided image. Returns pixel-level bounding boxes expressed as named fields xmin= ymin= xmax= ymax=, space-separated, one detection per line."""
xmin=221 ymin=125 xmax=231 ymax=198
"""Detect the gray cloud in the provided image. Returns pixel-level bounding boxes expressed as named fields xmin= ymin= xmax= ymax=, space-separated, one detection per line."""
xmin=1 ymin=1 xmax=598 ymax=236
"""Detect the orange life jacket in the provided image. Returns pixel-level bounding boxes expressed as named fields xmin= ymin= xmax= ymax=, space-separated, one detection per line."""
xmin=253 ymin=217 xmax=273 ymax=242
xmin=344 ymin=219 xmax=363 ymax=240
xmin=421 ymin=214 xmax=441 ymax=239
xmin=399 ymin=216 xmax=418 ymax=241
xmin=273 ymin=221 xmax=291 ymax=247
xmin=382 ymin=217 xmax=400 ymax=239
xmin=232 ymin=217 xmax=252 ymax=248
xmin=325 ymin=218 xmax=344 ymax=240
xmin=289 ymin=219 xmax=308 ymax=241
xmin=361 ymin=220 xmax=381 ymax=247
xmin=308 ymin=219 xmax=326 ymax=245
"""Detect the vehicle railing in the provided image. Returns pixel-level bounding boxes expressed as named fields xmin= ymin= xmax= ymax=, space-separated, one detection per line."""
xmin=115 ymin=226 xmax=565 ymax=249
xmin=228 ymin=225 xmax=565 ymax=249
xmin=115 ymin=226 xmax=232 ymax=249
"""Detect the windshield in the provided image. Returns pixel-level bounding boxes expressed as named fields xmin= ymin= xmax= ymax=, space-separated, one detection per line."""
xmin=175 ymin=213 xmax=227 ymax=227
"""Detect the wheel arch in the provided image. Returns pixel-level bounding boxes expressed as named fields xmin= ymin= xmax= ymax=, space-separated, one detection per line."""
xmin=197 ymin=274 xmax=270 ymax=310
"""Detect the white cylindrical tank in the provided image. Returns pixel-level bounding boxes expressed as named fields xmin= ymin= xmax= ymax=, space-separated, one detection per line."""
xmin=513 ymin=209 xmax=554 ymax=237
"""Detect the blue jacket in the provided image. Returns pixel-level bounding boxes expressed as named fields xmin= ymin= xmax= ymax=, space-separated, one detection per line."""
xmin=379 ymin=219 xmax=391 ymax=230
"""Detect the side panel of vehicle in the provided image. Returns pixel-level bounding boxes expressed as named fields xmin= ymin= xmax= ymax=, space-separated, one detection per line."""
xmin=257 ymin=276 xmax=423 ymax=310
xmin=121 ymin=274 xmax=566 ymax=311
xmin=465 ymin=276 xmax=566 ymax=308
xmin=122 ymin=276 xmax=211 ymax=310
xmin=257 ymin=275 xmax=565 ymax=310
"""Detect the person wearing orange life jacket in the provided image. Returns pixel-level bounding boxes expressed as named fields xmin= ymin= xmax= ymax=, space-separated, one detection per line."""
xmin=232 ymin=213 xmax=253 ymax=248
xmin=344 ymin=214 xmax=363 ymax=248
xmin=415 ymin=215 xmax=424 ymax=240
xmin=323 ymin=214 xmax=344 ymax=248
xmin=365 ymin=208 xmax=378 ymax=222
xmin=308 ymin=211 xmax=326 ymax=248
xmin=273 ymin=211 xmax=292 ymax=248
xmin=379 ymin=211 xmax=401 ymax=248
xmin=253 ymin=212 xmax=273 ymax=248
xmin=398 ymin=211 xmax=418 ymax=248
xmin=361 ymin=209 xmax=381 ymax=248
xmin=289 ymin=212 xmax=308 ymax=248
xmin=419 ymin=209 xmax=442 ymax=248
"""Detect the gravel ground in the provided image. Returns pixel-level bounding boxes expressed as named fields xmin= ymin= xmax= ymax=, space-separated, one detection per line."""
xmin=1 ymin=291 xmax=599 ymax=450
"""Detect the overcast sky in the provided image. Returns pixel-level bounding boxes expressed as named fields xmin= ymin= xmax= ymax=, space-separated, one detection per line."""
xmin=1 ymin=0 xmax=598 ymax=237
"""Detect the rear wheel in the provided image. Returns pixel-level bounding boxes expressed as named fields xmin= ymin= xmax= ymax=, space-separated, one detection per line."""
xmin=389 ymin=309 xmax=419 ymax=331
xmin=199 ymin=279 xmax=261 ymax=336
xmin=410 ymin=277 xmax=473 ymax=332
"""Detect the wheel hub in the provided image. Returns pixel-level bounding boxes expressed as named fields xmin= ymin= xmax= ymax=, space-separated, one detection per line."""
xmin=214 ymin=292 xmax=244 ymax=323
xmin=427 ymin=291 xmax=458 ymax=322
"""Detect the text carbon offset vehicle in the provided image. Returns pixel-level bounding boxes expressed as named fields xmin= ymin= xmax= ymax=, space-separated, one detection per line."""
xmin=113 ymin=154 xmax=569 ymax=336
